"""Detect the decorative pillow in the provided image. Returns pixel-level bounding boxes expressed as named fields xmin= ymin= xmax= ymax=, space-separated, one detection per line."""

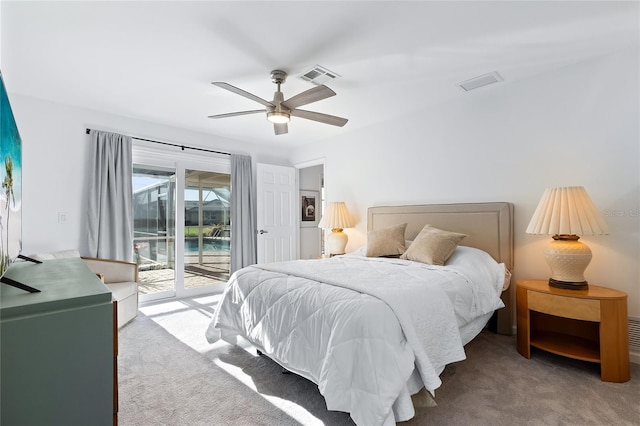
xmin=400 ymin=225 xmax=467 ymax=265
xmin=365 ymin=223 xmax=407 ymax=257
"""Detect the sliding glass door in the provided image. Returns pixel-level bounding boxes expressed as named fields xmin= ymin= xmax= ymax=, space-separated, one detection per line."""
xmin=133 ymin=145 xmax=231 ymax=302
xmin=183 ymin=170 xmax=230 ymax=290
xmin=133 ymin=165 xmax=176 ymax=300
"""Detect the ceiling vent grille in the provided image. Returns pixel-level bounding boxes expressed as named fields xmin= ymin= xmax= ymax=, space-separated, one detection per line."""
xmin=299 ymin=65 xmax=340 ymax=86
xmin=458 ymin=71 xmax=503 ymax=92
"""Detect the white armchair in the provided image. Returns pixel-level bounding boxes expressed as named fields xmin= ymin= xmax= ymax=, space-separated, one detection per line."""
xmin=82 ymin=257 xmax=139 ymax=328
xmin=26 ymin=250 xmax=139 ymax=328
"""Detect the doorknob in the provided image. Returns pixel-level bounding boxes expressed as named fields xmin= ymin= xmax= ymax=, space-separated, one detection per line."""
xmin=258 ymin=229 xmax=269 ymax=235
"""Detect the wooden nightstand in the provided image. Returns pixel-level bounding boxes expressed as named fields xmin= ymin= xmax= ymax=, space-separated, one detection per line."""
xmin=516 ymin=279 xmax=630 ymax=383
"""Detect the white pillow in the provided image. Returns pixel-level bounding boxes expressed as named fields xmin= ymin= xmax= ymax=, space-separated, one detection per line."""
xmin=347 ymin=245 xmax=368 ymax=256
xmin=446 ymin=246 xmax=511 ymax=291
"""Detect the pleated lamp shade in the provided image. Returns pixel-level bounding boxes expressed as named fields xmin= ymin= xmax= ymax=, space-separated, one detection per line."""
xmin=318 ymin=202 xmax=355 ymax=230
xmin=526 ymin=186 xmax=608 ymax=236
xmin=318 ymin=202 xmax=354 ymax=256
xmin=526 ymin=186 xmax=607 ymax=290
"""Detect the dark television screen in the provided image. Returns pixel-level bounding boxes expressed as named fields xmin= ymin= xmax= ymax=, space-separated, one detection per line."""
xmin=0 ymin=71 xmax=23 ymax=277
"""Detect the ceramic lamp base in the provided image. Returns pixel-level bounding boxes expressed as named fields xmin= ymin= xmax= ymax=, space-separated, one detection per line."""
xmin=327 ymin=228 xmax=348 ymax=255
xmin=544 ymin=235 xmax=592 ymax=290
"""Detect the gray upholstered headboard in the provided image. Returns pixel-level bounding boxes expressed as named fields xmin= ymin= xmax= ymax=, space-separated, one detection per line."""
xmin=367 ymin=202 xmax=514 ymax=335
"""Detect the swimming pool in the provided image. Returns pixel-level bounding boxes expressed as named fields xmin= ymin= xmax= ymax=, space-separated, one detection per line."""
xmin=184 ymin=238 xmax=230 ymax=253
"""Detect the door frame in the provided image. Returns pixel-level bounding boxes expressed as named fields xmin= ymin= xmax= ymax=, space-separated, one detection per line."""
xmin=294 ymin=157 xmax=326 ymax=259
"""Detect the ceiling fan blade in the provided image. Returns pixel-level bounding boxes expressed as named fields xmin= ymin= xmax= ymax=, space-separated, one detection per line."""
xmin=274 ymin=122 xmax=288 ymax=135
xmin=282 ymin=85 xmax=336 ymax=109
xmin=211 ymin=82 xmax=274 ymax=107
xmin=208 ymin=110 xmax=264 ymax=119
xmin=290 ymin=109 xmax=348 ymax=127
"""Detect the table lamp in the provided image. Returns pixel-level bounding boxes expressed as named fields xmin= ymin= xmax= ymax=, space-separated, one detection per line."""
xmin=318 ymin=202 xmax=354 ymax=256
xmin=526 ymin=186 xmax=608 ymax=290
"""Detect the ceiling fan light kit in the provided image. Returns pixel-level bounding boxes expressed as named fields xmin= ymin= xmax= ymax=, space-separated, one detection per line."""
xmin=209 ymin=69 xmax=348 ymax=135
xmin=267 ymin=111 xmax=290 ymax=124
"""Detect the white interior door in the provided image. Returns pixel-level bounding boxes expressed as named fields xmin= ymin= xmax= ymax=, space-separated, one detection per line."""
xmin=256 ymin=163 xmax=297 ymax=264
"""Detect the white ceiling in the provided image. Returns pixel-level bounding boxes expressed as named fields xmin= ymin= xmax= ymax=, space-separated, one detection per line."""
xmin=2 ymin=1 xmax=638 ymax=147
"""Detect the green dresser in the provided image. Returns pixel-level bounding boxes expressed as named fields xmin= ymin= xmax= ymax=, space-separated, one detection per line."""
xmin=1 ymin=257 xmax=116 ymax=426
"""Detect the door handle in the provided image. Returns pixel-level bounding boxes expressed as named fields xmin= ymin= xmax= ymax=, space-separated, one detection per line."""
xmin=258 ymin=229 xmax=269 ymax=235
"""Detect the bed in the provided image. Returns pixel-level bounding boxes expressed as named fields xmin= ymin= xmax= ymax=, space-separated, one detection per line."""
xmin=206 ymin=202 xmax=514 ymax=425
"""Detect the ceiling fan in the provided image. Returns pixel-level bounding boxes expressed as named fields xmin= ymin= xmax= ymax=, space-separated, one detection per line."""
xmin=208 ymin=70 xmax=348 ymax=135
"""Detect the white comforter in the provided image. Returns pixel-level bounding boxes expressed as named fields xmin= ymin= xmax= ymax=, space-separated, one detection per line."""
xmin=206 ymin=252 xmax=505 ymax=425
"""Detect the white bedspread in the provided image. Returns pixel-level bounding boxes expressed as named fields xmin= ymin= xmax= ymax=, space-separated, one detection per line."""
xmin=206 ymin=255 xmax=505 ymax=426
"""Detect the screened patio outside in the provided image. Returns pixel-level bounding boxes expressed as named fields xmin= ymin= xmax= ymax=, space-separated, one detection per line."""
xmin=133 ymin=168 xmax=231 ymax=295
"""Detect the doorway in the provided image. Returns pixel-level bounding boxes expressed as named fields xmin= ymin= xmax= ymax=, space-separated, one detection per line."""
xmin=296 ymin=159 xmax=325 ymax=259
xmin=132 ymin=144 xmax=231 ymax=302
xmin=132 ymin=165 xmax=176 ymax=299
xmin=183 ymin=169 xmax=230 ymax=289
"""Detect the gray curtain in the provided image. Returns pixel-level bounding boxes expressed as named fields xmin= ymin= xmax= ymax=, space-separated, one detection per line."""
xmin=85 ymin=130 xmax=133 ymax=262
xmin=230 ymin=154 xmax=257 ymax=273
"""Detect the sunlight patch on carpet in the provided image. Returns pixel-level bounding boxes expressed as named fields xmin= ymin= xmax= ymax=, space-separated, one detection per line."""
xmin=138 ymin=294 xmax=326 ymax=425
xmin=139 ymin=294 xmax=224 ymax=353
xmin=212 ymin=357 xmax=325 ymax=426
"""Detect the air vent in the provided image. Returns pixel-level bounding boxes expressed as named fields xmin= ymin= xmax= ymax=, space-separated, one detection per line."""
xmin=630 ymin=316 xmax=640 ymax=350
xmin=299 ymin=65 xmax=340 ymax=86
xmin=458 ymin=71 xmax=503 ymax=92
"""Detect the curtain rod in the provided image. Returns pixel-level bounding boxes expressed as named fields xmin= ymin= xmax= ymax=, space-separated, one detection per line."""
xmin=85 ymin=128 xmax=230 ymax=156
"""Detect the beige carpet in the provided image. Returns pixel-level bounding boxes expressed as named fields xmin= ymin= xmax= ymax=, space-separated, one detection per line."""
xmin=117 ymin=295 xmax=640 ymax=426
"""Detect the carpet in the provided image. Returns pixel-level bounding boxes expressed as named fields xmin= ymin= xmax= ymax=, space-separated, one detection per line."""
xmin=117 ymin=295 xmax=639 ymax=425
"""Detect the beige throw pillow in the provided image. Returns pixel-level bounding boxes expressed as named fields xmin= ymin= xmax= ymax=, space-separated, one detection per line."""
xmin=400 ymin=225 xmax=467 ymax=265
xmin=366 ymin=223 xmax=407 ymax=257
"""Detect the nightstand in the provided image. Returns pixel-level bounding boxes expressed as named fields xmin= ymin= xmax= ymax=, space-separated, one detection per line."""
xmin=516 ymin=279 xmax=630 ymax=383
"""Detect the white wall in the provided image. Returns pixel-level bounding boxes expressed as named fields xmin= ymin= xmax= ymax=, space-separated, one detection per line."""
xmin=289 ymin=48 xmax=640 ymax=317
xmin=11 ymin=94 xmax=291 ymax=256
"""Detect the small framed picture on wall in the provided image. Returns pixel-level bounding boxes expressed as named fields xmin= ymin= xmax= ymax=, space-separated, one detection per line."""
xmin=300 ymin=190 xmax=319 ymax=227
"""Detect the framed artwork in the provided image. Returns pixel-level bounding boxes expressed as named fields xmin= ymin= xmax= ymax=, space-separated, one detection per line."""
xmin=300 ymin=190 xmax=319 ymax=227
